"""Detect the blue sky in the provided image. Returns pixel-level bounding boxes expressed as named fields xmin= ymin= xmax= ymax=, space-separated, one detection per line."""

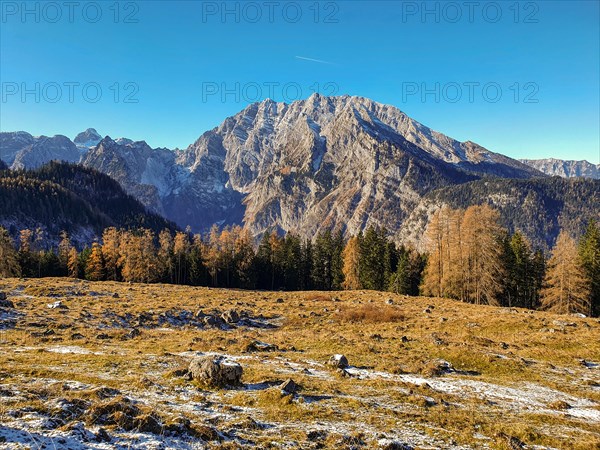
xmin=1 ymin=1 xmax=599 ymax=162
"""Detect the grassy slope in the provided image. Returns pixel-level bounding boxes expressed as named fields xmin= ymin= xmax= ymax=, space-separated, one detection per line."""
xmin=0 ymin=278 xmax=599 ymax=449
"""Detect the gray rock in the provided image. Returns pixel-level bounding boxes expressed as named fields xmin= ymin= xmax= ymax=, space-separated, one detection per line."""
xmin=328 ymin=354 xmax=349 ymax=369
xmin=0 ymin=293 xmax=14 ymax=309
xmin=280 ymin=378 xmax=298 ymax=394
xmin=244 ymin=340 xmax=279 ymax=352
xmin=203 ymin=315 xmax=219 ymax=326
xmin=553 ymin=319 xmax=576 ymax=327
xmin=47 ymin=301 xmax=67 ymax=309
xmin=221 ymin=310 xmax=240 ymax=324
xmin=189 ymin=355 xmax=243 ymax=387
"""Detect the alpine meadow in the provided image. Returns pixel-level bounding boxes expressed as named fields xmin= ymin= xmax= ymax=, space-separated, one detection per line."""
xmin=1 ymin=2 xmax=599 ymax=450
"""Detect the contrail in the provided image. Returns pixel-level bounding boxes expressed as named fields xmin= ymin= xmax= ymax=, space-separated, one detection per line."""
xmin=295 ymin=55 xmax=335 ymax=65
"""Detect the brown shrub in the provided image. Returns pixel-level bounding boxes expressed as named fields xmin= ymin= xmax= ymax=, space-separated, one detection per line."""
xmin=304 ymin=293 xmax=332 ymax=302
xmin=335 ymin=304 xmax=405 ymax=324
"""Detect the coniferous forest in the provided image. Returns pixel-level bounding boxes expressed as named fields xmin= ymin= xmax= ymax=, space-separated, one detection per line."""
xmin=1 ymin=205 xmax=598 ymax=317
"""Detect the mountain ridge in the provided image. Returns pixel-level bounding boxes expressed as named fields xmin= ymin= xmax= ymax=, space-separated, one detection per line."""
xmin=2 ymin=94 xmax=597 ymax=249
xmin=520 ymin=158 xmax=600 ymax=179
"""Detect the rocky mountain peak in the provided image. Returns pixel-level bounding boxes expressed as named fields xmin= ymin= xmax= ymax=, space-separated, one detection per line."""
xmin=74 ymin=128 xmax=102 ymax=152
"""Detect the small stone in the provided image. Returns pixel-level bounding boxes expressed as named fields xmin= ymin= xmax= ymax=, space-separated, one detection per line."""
xmin=280 ymin=378 xmax=298 ymax=394
xmin=328 ymin=354 xmax=349 ymax=369
xmin=244 ymin=340 xmax=279 ymax=352
xmin=553 ymin=319 xmax=576 ymax=327
xmin=306 ymin=430 xmax=328 ymax=441
xmin=95 ymin=428 xmax=111 ymax=443
xmin=48 ymin=301 xmax=67 ymax=309
xmin=203 ymin=315 xmax=219 ymax=326
xmin=221 ymin=310 xmax=240 ymax=324
xmin=0 ymin=296 xmax=14 ymax=308
xmin=337 ymin=368 xmax=352 ymax=377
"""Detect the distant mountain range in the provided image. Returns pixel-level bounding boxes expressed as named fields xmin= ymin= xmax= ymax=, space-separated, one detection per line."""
xmin=1 ymin=94 xmax=598 ymax=249
xmin=520 ymin=158 xmax=600 ymax=179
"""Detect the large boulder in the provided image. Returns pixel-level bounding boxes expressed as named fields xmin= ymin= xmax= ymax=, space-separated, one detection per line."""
xmin=328 ymin=354 xmax=349 ymax=369
xmin=189 ymin=355 xmax=243 ymax=387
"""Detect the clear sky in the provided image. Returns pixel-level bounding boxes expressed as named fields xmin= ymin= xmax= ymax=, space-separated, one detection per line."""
xmin=1 ymin=1 xmax=599 ymax=162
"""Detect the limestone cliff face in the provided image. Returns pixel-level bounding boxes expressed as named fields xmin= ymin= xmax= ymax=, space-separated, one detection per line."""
xmin=174 ymin=94 xmax=538 ymax=236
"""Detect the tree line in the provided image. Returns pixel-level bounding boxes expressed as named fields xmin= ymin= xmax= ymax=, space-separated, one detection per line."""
xmin=0 ymin=205 xmax=598 ymax=317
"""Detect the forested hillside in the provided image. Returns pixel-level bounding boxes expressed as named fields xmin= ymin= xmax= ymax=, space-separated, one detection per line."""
xmin=404 ymin=176 xmax=600 ymax=251
xmin=0 ymin=162 xmax=177 ymax=246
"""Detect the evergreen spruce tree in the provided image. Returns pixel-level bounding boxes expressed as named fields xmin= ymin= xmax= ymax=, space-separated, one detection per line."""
xmin=299 ymin=239 xmax=313 ymax=290
xmin=504 ymin=232 xmax=539 ymax=308
xmin=579 ymin=219 xmax=600 ymax=316
xmin=255 ymin=231 xmax=273 ymax=290
xmin=359 ymin=226 xmax=386 ymax=290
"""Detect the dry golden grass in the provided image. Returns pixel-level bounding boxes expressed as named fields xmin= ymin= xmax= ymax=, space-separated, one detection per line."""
xmin=0 ymin=277 xmax=599 ymax=449
xmin=335 ymin=303 xmax=405 ymax=323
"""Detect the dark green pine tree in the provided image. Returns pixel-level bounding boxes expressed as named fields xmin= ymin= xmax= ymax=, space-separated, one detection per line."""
xmin=331 ymin=230 xmax=345 ymax=291
xmin=77 ymin=247 xmax=92 ymax=280
xmin=389 ymin=248 xmax=411 ymax=295
xmin=255 ymin=231 xmax=274 ymax=290
xmin=39 ymin=250 xmax=61 ymax=277
xmin=359 ymin=226 xmax=387 ymax=290
xmin=299 ymin=239 xmax=313 ymax=290
xmin=388 ymin=246 xmax=426 ymax=296
xmin=579 ymin=219 xmax=600 ymax=317
xmin=188 ymin=242 xmax=208 ymax=287
xmin=384 ymin=239 xmax=398 ymax=288
xmin=311 ymin=231 xmax=333 ymax=290
xmin=502 ymin=232 xmax=546 ymax=309
xmin=282 ymin=234 xmax=302 ymax=290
